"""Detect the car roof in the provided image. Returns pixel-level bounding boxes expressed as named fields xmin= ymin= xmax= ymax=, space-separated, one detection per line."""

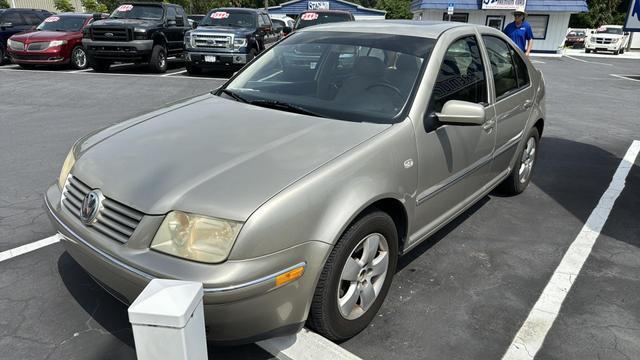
xmin=214 ymin=7 xmax=263 ymax=14
xmin=1 ymin=8 xmax=51 ymax=12
xmin=300 ymin=10 xmax=352 ymax=14
xmin=301 ymin=20 xmax=470 ymax=39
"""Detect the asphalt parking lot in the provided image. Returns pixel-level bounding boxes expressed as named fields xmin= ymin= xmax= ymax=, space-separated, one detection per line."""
xmin=1 ymin=54 xmax=639 ymax=360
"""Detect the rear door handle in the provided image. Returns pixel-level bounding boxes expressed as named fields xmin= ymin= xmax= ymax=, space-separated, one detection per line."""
xmin=523 ymin=100 xmax=533 ymax=109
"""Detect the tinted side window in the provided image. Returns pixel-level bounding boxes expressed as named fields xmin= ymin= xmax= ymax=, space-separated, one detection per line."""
xmin=432 ymin=36 xmax=487 ymax=112
xmin=258 ymin=14 xmax=267 ymax=27
xmin=175 ymin=7 xmax=187 ymax=25
xmin=482 ymin=36 xmax=518 ymax=99
xmin=3 ymin=12 xmax=25 ymax=26
xmin=511 ymin=49 xmax=529 ymax=88
xmin=167 ymin=7 xmax=177 ymax=20
xmin=23 ymin=12 xmax=43 ymax=26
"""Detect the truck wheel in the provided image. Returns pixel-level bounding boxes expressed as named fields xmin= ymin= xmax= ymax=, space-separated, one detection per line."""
xmin=620 ymin=48 xmax=625 ymax=54
xmin=248 ymin=48 xmax=258 ymax=61
xmin=90 ymin=58 xmax=111 ymax=72
xmin=584 ymin=49 xmax=591 ymax=53
xmin=149 ymin=44 xmax=167 ymax=73
xmin=613 ymin=49 xmax=619 ymax=55
xmin=307 ymin=209 xmax=398 ymax=341
xmin=71 ymin=46 xmax=88 ymax=70
xmin=186 ymin=63 xmax=201 ymax=75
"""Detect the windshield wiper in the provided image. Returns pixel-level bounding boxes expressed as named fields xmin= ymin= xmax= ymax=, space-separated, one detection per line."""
xmin=250 ymin=100 xmax=325 ymax=118
xmin=219 ymin=89 xmax=249 ymax=103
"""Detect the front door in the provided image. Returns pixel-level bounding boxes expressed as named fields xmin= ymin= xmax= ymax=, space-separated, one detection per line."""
xmin=410 ymin=34 xmax=497 ymax=245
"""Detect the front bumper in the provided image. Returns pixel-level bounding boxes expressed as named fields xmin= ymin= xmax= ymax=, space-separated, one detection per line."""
xmin=8 ymin=48 xmax=68 ymax=64
xmin=44 ymin=183 xmax=330 ymax=342
xmin=585 ymin=41 xmax=621 ymax=51
xmin=83 ymin=39 xmax=153 ymax=60
xmin=185 ymin=50 xmax=249 ymax=68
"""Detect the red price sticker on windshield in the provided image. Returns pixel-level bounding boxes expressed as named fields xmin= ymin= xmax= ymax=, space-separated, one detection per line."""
xmin=301 ymin=12 xmax=319 ymax=20
xmin=44 ymin=16 xmax=60 ymax=22
xmin=597 ymin=26 xmax=606 ymax=31
xmin=211 ymin=11 xmax=230 ymax=19
xmin=117 ymin=4 xmax=134 ymax=11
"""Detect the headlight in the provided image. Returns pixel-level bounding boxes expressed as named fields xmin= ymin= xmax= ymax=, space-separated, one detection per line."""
xmin=184 ymin=33 xmax=191 ymax=47
xmin=49 ymin=40 xmax=67 ymax=47
xmin=589 ymin=37 xmax=595 ymax=43
xmin=234 ymin=38 xmax=247 ymax=49
xmin=58 ymin=148 xmax=76 ymax=190
xmin=151 ymin=211 xmax=243 ymax=263
xmin=134 ymin=29 xmax=147 ymax=40
xmin=612 ymin=38 xmax=619 ymax=43
xmin=7 ymin=39 xmax=24 ymax=51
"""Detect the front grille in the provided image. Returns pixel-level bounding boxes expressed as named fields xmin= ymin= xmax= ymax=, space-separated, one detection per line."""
xmin=595 ymin=37 xmax=614 ymax=44
xmin=192 ymin=33 xmax=233 ymax=49
xmin=27 ymin=42 xmax=49 ymax=51
xmin=62 ymin=175 xmax=144 ymax=243
xmin=92 ymin=27 xmax=130 ymax=42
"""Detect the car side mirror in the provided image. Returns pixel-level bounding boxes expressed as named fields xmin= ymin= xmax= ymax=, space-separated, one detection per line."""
xmin=283 ymin=26 xmax=292 ymax=35
xmin=191 ymin=21 xmax=198 ymax=29
xmin=435 ymin=100 xmax=485 ymax=126
xmin=0 ymin=22 xmax=13 ymax=29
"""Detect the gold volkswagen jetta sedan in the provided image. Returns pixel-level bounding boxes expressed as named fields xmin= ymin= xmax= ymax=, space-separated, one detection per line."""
xmin=46 ymin=20 xmax=545 ymax=343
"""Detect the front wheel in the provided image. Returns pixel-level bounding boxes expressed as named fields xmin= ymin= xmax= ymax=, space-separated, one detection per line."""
xmin=71 ymin=46 xmax=88 ymax=70
xmin=584 ymin=48 xmax=591 ymax=53
xmin=148 ymin=44 xmax=167 ymax=73
xmin=498 ymin=127 xmax=540 ymax=195
xmin=307 ymin=210 xmax=398 ymax=341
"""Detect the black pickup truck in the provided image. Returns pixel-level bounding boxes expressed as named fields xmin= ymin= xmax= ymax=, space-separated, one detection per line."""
xmin=184 ymin=8 xmax=281 ymax=74
xmin=82 ymin=2 xmax=190 ymax=73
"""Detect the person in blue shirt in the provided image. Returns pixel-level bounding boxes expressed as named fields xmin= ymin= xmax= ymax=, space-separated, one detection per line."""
xmin=503 ymin=7 xmax=534 ymax=56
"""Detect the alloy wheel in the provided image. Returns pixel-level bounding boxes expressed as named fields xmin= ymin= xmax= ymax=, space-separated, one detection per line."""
xmin=73 ymin=47 xmax=87 ymax=69
xmin=337 ymin=232 xmax=389 ymax=320
xmin=519 ymin=137 xmax=536 ymax=183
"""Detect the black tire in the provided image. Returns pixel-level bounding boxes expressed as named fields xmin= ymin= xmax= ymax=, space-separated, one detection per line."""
xmin=0 ymin=44 xmax=5 ymax=65
xmin=248 ymin=47 xmax=258 ymax=62
xmin=613 ymin=49 xmax=619 ymax=55
xmin=148 ymin=44 xmax=167 ymax=73
xmin=620 ymin=48 xmax=625 ymax=54
xmin=18 ymin=64 xmax=36 ymax=70
xmin=70 ymin=46 xmax=88 ymax=70
xmin=307 ymin=209 xmax=398 ymax=341
xmin=90 ymin=57 xmax=111 ymax=72
xmin=185 ymin=63 xmax=201 ymax=75
xmin=498 ymin=127 xmax=540 ymax=195
xmin=585 ymin=49 xmax=591 ymax=53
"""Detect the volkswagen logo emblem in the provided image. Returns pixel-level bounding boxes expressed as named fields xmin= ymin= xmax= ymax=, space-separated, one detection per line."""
xmin=105 ymin=32 xmax=114 ymax=37
xmin=80 ymin=190 xmax=103 ymax=225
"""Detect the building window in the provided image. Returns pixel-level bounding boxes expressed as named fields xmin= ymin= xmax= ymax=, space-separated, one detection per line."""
xmin=485 ymin=15 xmax=505 ymax=31
xmin=442 ymin=13 xmax=469 ymax=23
xmin=527 ymin=15 xmax=549 ymax=40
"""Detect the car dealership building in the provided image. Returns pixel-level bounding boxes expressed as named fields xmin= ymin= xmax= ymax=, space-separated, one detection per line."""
xmin=411 ymin=0 xmax=588 ymax=53
xmin=268 ymin=0 xmax=387 ymax=20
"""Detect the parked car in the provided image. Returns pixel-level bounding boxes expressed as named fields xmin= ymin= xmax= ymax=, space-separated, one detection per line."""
xmin=269 ymin=14 xmax=295 ymax=33
xmin=184 ymin=8 xmax=281 ymax=75
xmin=584 ymin=25 xmax=630 ymax=55
xmin=83 ymin=2 xmax=190 ymax=73
xmin=0 ymin=8 xmax=52 ymax=64
xmin=7 ymin=13 xmax=103 ymax=70
xmin=564 ymin=29 xmax=586 ymax=48
xmin=45 ymin=21 xmax=545 ymax=343
xmin=293 ymin=10 xmax=354 ymax=31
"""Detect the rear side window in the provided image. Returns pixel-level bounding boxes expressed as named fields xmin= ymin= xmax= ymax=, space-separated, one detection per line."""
xmin=512 ymin=49 xmax=529 ymax=88
xmin=22 ymin=12 xmax=44 ymax=25
xmin=432 ymin=35 xmax=487 ymax=112
xmin=482 ymin=36 xmax=519 ymax=99
xmin=2 ymin=12 xmax=25 ymax=26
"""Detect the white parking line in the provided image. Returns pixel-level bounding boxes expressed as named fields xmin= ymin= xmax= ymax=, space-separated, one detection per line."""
xmin=502 ymin=140 xmax=640 ymax=360
xmin=162 ymin=70 xmax=187 ymax=77
xmin=0 ymin=235 xmax=60 ymax=263
xmin=68 ymin=68 xmax=94 ymax=73
xmin=610 ymin=74 xmax=640 ymax=82
xmin=564 ymin=55 xmax=613 ymax=66
xmin=258 ymin=328 xmax=361 ymax=360
xmin=530 ymin=60 xmax=546 ymax=64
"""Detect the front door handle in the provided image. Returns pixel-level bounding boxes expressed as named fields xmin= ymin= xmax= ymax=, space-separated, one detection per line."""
xmin=482 ymin=119 xmax=495 ymax=131
xmin=523 ymin=100 xmax=533 ymax=109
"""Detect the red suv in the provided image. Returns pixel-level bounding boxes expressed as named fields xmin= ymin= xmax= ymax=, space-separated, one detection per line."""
xmin=7 ymin=13 xmax=101 ymax=69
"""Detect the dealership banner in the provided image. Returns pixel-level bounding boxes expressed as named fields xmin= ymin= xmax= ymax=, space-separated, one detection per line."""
xmin=624 ymin=0 xmax=640 ymax=31
xmin=308 ymin=1 xmax=330 ymax=10
xmin=482 ymin=0 xmax=526 ymax=10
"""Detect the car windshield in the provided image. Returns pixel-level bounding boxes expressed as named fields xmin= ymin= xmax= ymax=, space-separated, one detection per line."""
xmin=111 ymin=4 xmax=163 ymax=20
xmin=597 ymin=27 xmax=623 ymax=35
xmin=199 ymin=10 xmax=256 ymax=28
xmin=295 ymin=13 xmax=351 ymax=29
xmin=37 ymin=16 xmax=86 ymax=32
xmin=223 ymin=31 xmax=435 ymax=124
xmin=568 ymin=31 xmax=584 ymax=36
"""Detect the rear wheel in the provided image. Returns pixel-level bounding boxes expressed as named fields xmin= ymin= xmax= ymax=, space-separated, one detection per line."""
xmin=498 ymin=127 xmax=540 ymax=195
xmin=148 ymin=44 xmax=167 ymax=73
xmin=307 ymin=209 xmax=398 ymax=341
xmin=71 ymin=46 xmax=88 ymax=70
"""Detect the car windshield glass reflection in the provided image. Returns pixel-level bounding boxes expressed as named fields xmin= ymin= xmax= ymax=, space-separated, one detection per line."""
xmin=199 ymin=11 xmax=256 ymax=28
xmin=223 ymin=31 xmax=435 ymax=124
xmin=37 ymin=16 xmax=86 ymax=32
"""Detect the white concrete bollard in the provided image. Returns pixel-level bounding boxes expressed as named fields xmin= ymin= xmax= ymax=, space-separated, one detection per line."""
xmin=128 ymin=279 xmax=208 ymax=360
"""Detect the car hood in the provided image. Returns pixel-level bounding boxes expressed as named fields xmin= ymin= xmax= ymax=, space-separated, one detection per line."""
xmin=72 ymin=95 xmax=390 ymax=221
xmin=193 ymin=25 xmax=254 ymax=36
xmin=92 ymin=18 xmax=158 ymax=28
xmin=11 ymin=30 xmax=79 ymax=42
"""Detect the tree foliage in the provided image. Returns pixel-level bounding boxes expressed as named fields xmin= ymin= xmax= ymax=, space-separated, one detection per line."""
xmin=82 ymin=0 xmax=108 ymax=12
xmin=374 ymin=0 xmax=411 ymax=19
xmin=570 ymin=0 xmax=630 ymax=27
xmin=0 ymin=0 xmax=9 ymax=9
xmin=54 ymin=0 xmax=76 ymax=12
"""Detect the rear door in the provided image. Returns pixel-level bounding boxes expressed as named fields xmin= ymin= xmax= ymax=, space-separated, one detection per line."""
xmin=479 ymin=35 xmax=534 ymax=177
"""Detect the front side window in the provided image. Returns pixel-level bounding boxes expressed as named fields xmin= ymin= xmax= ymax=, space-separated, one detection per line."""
xmin=111 ymin=4 xmax=164 ymax=20
xmin=37 ymin=16 xmax=87 ymax=32
xmin=22 ymin=12 xmax=44 ymax=26
xmin=482 ymin=35 xmax=518 ymax=99
xmin=2 ymin=12 xmax=25 ymax=26
xmin=200 ymin=10 xmax=256 ymax=28
xmin=223 ymin=31 xmax=434 ymax=123
xmin=431 ymin=36 xmax=487 ymax=112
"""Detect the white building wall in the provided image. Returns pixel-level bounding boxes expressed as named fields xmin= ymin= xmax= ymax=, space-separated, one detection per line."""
xmin=630 ymin=32 xmax=640 ymax=50
xmin=13 ymin=0 xmax=85 ymax=13
xmin=413 ymin=9 xmax=571 ymax=53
